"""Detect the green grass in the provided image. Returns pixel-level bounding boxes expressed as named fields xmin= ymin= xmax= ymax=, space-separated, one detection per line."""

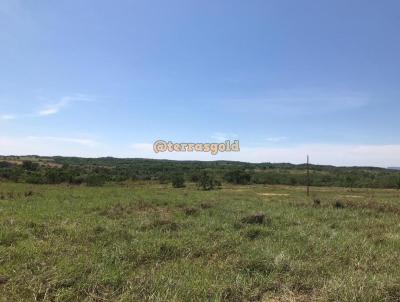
xmin=1 ymin=182 xmax=400 ymax=301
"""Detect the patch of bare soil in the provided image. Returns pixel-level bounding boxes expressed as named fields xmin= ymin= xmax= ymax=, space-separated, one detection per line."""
xmin=258 ymin=193 xmax=290 ymax=196
xmin=223 ymin=188 xmax=246 ymax=192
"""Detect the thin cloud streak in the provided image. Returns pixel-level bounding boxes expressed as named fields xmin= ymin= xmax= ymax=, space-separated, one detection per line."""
xmin=0 ymin=94 xmax=93 ymax=120
xmin=37 ymin=94 xmax=93 ymax=116
xmin=0 ymin=114 xmax=16 ymax=120
xmin=266 ymin=136 xmax=288 ymax=142
xmin=211 ymin=132 xmax=238 ymax=142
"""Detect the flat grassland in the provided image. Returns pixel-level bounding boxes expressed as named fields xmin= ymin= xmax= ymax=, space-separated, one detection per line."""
xmin=1 ymin=182 xmax=400 ymax=301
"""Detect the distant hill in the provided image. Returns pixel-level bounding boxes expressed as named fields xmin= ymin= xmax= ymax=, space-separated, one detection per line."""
xmin=0 ymin=155 xmax=397 ymax=173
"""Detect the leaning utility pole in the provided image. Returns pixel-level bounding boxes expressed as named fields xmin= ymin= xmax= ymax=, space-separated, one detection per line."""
xmin=307 ymin=155 xmax=310 ymax=196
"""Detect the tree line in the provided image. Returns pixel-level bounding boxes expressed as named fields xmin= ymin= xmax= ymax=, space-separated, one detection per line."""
xmin=0 ymin=156 xmax=400 ymax=189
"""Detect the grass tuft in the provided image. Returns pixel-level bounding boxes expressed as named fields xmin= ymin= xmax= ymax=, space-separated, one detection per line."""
xmin=183 ymin=207 xmax=199 ymax=216
xmin=241 ymin=213 xmax=268 ymax=224
xmin=334 ymin=200 xmax=345 ymax=209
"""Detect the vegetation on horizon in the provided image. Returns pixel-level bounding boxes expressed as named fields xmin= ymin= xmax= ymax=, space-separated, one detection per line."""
xmin=1 ymin=155 xmax=400 ymax=189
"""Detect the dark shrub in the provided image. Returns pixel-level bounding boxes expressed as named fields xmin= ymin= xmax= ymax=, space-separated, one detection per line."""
xmin=334 ymin=200 xmax=345 ymax=209
xmin=241 ymin=214 xmax=267 ymax=224
xmin=22 ymin=160 xmax=39 ymax=171
xmin=171 ymin=173 xmax=185 ymax=188
xmin=26 ymin=175 xmax=44 ymax=184
xmin=200 ymin=202 xmax=212 ymax=209
xmin=245 ymin=228 xmax=264 ymax=240
xmin=24 ymin=191 xmax=34 ymax=197
xmin=183 ymin=207 xmax=199 ymax=216
xmin=0 ymin=276 xmax=9 ymax=285
xmin=44 ymin=169 xmax=64 ymax=184
xmin=69 ymin=176 xmax=84 ymax=185
xmin=197 ymin=171 xmax=220 ymax=190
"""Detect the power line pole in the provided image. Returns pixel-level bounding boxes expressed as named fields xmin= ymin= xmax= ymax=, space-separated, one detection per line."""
xmin=307 ymin=155 xmax=310 ymax=196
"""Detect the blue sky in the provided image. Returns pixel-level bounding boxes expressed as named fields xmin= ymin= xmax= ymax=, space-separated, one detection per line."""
xmin=1 ymin=0 xmax=400 ymax=166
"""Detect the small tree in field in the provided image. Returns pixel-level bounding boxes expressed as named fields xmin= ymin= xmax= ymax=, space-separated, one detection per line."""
xmin=171 ymin=173 xmax=185 ymax=188
xmin=197 ymin=171 xmax=220 ymax=190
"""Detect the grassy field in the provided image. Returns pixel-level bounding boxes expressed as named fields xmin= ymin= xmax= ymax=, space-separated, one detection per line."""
xmin=1 ymin=182 xmax=400 ymax=301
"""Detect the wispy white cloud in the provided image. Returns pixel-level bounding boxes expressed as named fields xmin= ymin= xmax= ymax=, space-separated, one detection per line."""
xmin=1 ymin=94 xmax=93 ymax=120
xmin=266 ymin=136 xmax=288 ymax=142
xmin=38 ymin=107 xmax=61 ymax=116
xmin=211 ymin=132 xmax=238 ymax=142
xmin=0 ymin=114 xmax=16 ymax=120
xmin=37 ymin=94 xmax=92 ymax=116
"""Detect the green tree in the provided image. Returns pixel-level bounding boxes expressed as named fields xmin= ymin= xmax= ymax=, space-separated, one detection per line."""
xmin=197 ymin=171 xmax=219 ymax=190
xmin=171 ymin=173 xmax=185 ymax=188
xmin=45 ymin=169 xmax=63 ymax=184
xmin=345 ymin=175 xmax=355 ymax=190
